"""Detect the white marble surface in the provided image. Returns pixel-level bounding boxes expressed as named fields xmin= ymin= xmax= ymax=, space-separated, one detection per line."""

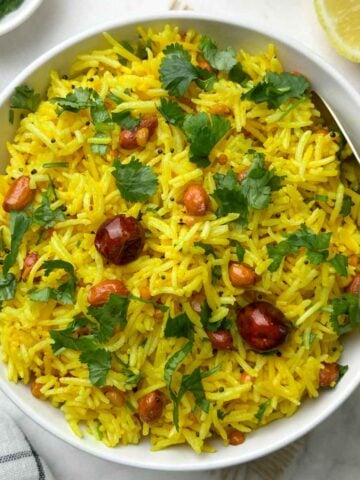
xmin=0 ymin=0 xmax=359 ymax=479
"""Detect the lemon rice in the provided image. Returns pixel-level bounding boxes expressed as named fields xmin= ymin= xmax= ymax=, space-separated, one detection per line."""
xmin=0 ymin=25 xmax=359 ymax=453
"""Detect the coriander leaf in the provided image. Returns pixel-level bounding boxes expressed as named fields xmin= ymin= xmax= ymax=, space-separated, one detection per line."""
xmin=338 ymin=364 xmax=348 ymax=380
xmin=211 ymin=265 xmax=222 ymax=285
xmin=160 ymin=43 xmax=199 ymax=97
xmin=200 ymin=300 xmax=228 ymax=332
xmin=243 ymin=72 xmax=310 ymax=109
xmin=182 ymin=112 xmax=231 ymax=167
xmin=29 ymin=259 xmax=77 ymax=305
xmin=107 ymin=91 xmax=124 ymax=104
xmin=195 ymin=68 xmax=217 ymax=92
xmin=50 ymin=87 xmax=93 ymax=112
xmin=136 ymin=38 xmax=153 ymax=60
xmin=158 ymin=98 xmax=185 ymax=127
xmin=240 ymin=151 xmax=283 ymax=209
xmin=123 ymin=368 xmax=142 ymax=386
xmin=43 ymin=162 xmax=69 ymax=168
xmin=330 ymin=293 xmax=360 ymax=335
xmin=111 ymin=110 xmax=140 ymax=130
xmin=128 ymin=293 xmax=169 ymax=312
xmin=90 ymin=91 xmax=111 ymax=124
xmin=10 ymin=85 xmax=41 ymax=112
xmin=49 ymin=315 xmax=94 ymax=354
xmin=340 ymin=194 xmax=354 ymax=216
xmin=164 ymin=340 xmax=193 ymax=388
xmin=212 ymin=170 xmax=248 ymax=225
xmin=90 ymin=132 xmax=109 ymax=155
xmin=255 ymin=399 xmax=271 ymax=421
xmin=266 ymin=240 xmax=298 ymax=272
xmin=267 ymin=224 xmax=331 ymax=271
xmin=194 ymin=242 xmax=215 ymax=256
xmin=228 ymin=63 xmax=250 ymax=85
xmin=88 ymin=293 xmax=130 ymax=343
xmin=199 ymin=35 xmax=237 ymax=72
xmin=80 ymin=349 xmax=112 ymax=386
xmin=165 ymin=313 xmax=194 ymax=340
xmin=315 ymin=194 xmax=328 ymax=202
xmin=32 ymin=185 xmax=65 ymax=229
xmin=112 ymin=158 xmax=158 ymax=202
xmin=329 ymin=253 xmax=348 ymax=277
xmin=3 ymin=211 xmax=31 ymax=276
xmin=234 ymin=242 xmax=245 ymax=262
xmin=0 ymin=273 xmax=17 ymax=303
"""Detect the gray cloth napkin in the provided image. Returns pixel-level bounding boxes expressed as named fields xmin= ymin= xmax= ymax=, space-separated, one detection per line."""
xmin=0 ymin=412 xmax=55 ymax=480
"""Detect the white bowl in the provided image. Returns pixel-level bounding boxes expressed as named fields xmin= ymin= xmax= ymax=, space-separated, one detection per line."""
xmin=0 ymin=11 xmax=360 ymax=472
xmin=0 ymin=0 xmax=43 ymax=36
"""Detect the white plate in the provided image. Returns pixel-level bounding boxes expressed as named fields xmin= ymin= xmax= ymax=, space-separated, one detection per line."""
xmin=0 ymin=0 xmax=43 ymax=36
xmin=0 ymin=11 xmax=360 ymax=472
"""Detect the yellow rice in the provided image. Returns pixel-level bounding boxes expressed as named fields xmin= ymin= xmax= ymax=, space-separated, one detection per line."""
xmin=0 ymin=25 xmax=359 ymax=453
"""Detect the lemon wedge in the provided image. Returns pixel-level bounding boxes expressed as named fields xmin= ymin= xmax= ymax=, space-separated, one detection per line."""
xmin=314 ymin=0 xmax=360 ymax=62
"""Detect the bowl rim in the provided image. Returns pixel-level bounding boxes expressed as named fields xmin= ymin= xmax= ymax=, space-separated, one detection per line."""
xmin=0 ymin=0 xmax=43 ymax=36
xmin=0 ymin=10 xmax=360 ymax=471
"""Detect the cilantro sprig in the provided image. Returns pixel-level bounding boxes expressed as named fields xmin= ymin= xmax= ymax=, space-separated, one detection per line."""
xmin=159 ymin=43 xmax=216 ymax=97
xmin=164 ymin=313 xmax=194 ymax=340
xmin=32 ymin=184 xmax=65 ymax=230
xmin=212 ymin=151 xmax=282 ymax=225
xmin=9 ymin=85 xmax=41 ymax=123
xmin=199 ymin=35 xmax=237 ymax=71
xmin=29 ymin=260 xmax=77 ymax=305
xmin=112 ymin=158 xmax=158 ymax=202
xmin=330 ymin=293 xmax=360 ymax=336
xmin=0 ymin=211 xmax=31 ymax=303
xmin=243 ymin=72 xmax=310 ymax=109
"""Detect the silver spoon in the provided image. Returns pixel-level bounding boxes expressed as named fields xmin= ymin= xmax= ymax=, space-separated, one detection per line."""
xmin=311 ymin=90 xmax=360 ymax=165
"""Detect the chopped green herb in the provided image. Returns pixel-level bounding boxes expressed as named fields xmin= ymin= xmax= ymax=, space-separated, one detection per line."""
xmin=340 ymin=194 xmax=354 ymax=216
xmin=182 ymin=112 xmax=231 ymax=167
xmin=228 ymin=63 xmax=251 ymax=85
xmin=164 ymin=312 xmax=194 ymax=340
xmin=0 ymin=0 xmax=24 ymax=21
xmin=211 ymin=265 xmax=222 ymax=285
xmin=267 ymin=224 xmax=331 ymax=272
xmin=330 ymin=293 xmax=360 ymax=335
xmin=338 ymin=364 xmax=348 ymax=380
xmin=159 ymin=43 xmax=200 ymax=97
xmin=329 ymin=253 xmax=348 ymax=277
xmin=243 ymin=72 xmax=310 ymax=109
xmin=112 ymin=158 xmax=158 ymax=202
xmin=88 ymin=293 xmax=130 ymax=343
xmin=0 ymin=273 xmax=17 ymax=303
xmin=29 ymin=259 xmax=77 ymax=305
xmin=255 ymin=399 xmax=271 ymax=421
xmin=32 ymin=184 xmax=65 ymax=229
xmin=194 ymin=242 xmax=215 ymax=256
xmin=80 ymin=349 xmax=112 ymax=387
xmin=200 ymin=300 xmax=230 ymax=332
xmin=42 ymin=162 xmax=69 ymax=168
xmin=212 ymin=170 xmax=248 ymax=225
xmin=107 ymin=91 xmax=124 ymax=105
xmin=158 ymin=98 xmax=185 ymax=127
xmin=111 ymin=110 xmax=140 ymax=130
xmin=90 ymin=132 xmax=109 ymax=156
xmin=199 ymin=35 xmax=237 ymax=71
xmin=10 ymin=85 xmax=41 ymax=113
xmin=3 ymin=211 xmax=31 ymax=276
xmin=0 ymin=228 xmax=6 ymax=252
xmin=315 ymin=194 xmax=328 ymax=202
xmin=234 ymin=242 xmax=245 ymax=262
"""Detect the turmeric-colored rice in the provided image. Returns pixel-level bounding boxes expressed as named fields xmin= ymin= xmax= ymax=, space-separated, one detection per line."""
xmin=0 ymin=25 xmax=359 ymax=453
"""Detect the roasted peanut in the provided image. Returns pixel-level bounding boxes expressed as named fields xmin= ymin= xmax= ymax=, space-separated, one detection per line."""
xmin=190 ymin=291 xmax=205 ymax=313
xmin=103 ymin=387 xmax=125 ymax=407
xmin=87 ymin=279 xmax=129 ymax=306
xmin=228 ymin=430 xmax=245 ymax=446
xmin=229 ymin=262 xmax=257 ymax=287
xmin=241 ymin=372 xmax=252 ymax=383
xmin=217 ymin=153 xmax=228 ymax=165
xmin=138 ymin=390 xmax=164 ymax=423
xmin=319 ymin=363 xmax=340 ymax=388
xmin=30 ymin=381 xmax=44 ymax=399
xmin=207 ymin=329 xmax=233 ymax=350
xmin=237 ymin=168 xmax=249 ymax=183
xmin=208 ymin=104 xmax=231 ymax=115
xmin=346 ymin=273 xmax=360 ymax=294
xmin=183 ymin=184 xmax=209 ymax=216
xmin=135 ymin=127 xmax=149 ymax=147
xmin=22 ymin=252 xmax=39 ymax=279
xmin=139 ymin=117 xmax=158 ymax=137
xmin=3 ymin=175 xmax=35 ymax=212
xmin=120 ymin=129 xmax=138 ymax=149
